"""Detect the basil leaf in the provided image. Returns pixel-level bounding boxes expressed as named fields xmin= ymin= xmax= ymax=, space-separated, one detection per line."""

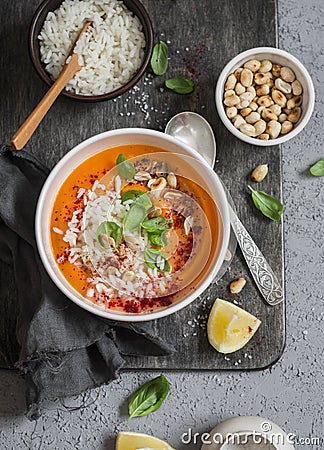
xmin=144 ymin=248 xmax=170 ymax=272
xmin=248 ymin=186 xmax=284 ymax=221
xmin=123 ymin=204 xmax=146 ymax=232
xmin=116 ymin=154 xmax=136 ymax=179
xmin=134 ymin=193 xmax=152 ymax=211
xmin=148 ymin=231 xmax=168 ymax=247
xmin=310 ymin=159 xmax=324 ymax=177
xmin=151 ymin=41 xmax=168 ymax=75
xmin=121 ymin=190 xmax=145 ymax=203
xmin=96 ymin=221 xmax=123 ymax=248
xmin=128 ymin=375 xmax=170 ymax=423
xmin=142 ymin=217 xmax=172 ymax=233
xmin=165 ymin=77 xmax=194 ymax=94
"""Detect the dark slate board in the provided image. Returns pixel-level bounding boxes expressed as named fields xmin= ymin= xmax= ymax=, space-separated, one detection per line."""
xmin=0 ymin=0 xmax=284 ymax=370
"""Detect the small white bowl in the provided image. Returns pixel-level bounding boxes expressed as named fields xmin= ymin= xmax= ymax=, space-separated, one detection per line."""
xmin=215 ymin=47 xmax=315 ymax=146
xmin=35 ymin=128 xmax=230 ymax=322
xmin=201 ymin=416 xmax=294 ymax=450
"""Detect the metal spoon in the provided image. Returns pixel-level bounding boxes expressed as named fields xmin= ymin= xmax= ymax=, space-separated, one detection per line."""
xmin=165 ymin=111 xmax=283 ymax=306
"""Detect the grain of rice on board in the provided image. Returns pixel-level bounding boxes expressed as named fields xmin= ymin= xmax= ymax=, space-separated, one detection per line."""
xmin=38 ymin=0 xmax=146 ymax=96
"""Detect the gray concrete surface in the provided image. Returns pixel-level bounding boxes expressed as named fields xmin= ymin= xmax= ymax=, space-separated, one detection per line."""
xmin=0 ymin=0 xmax=323 ymax=448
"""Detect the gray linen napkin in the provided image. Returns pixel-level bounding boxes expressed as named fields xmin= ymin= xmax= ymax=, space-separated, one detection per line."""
xmin=0 ymin=144 xmax=174 ymax=420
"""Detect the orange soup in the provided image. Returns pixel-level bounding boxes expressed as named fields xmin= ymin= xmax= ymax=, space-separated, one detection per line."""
xmin=50 ymin=145 xmax=219 ymax=314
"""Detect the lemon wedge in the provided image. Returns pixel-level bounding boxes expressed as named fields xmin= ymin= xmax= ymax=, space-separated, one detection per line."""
xmin=116 ymin=431 xmax=175 ymax=450
xmin=207 ymin=298 xmax=261 ymax=354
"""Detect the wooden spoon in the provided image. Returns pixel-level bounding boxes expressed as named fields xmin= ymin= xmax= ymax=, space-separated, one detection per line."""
xmin=11 ymin=21 xmax=92 ymax=150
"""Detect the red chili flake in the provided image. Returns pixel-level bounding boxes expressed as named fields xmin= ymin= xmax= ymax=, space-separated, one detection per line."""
xmin=248 ymin=326 xmax=253 ymax=333
xmin=124 ymin=302 xmax=140 ymax=313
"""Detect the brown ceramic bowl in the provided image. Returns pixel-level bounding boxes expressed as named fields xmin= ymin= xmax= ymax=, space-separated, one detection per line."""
xmin=29 ymin=0 xmax=154 ymax=102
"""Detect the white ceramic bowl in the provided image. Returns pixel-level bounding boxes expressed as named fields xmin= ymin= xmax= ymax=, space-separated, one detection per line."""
xmin=35 ymin=128 xmax=230 ymax=322
xmin=201 ymin=416 xmax=294 ymax=450
xmin=215 ymin=47 xmax=315 ymax=146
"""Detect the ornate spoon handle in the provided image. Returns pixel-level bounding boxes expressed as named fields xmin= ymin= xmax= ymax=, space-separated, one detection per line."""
xmin=229 ymin=206 xmax=284 ymax=306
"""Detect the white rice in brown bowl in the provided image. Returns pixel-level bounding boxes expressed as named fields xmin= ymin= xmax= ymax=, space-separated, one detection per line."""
xmin=38 ymin=0 xmax=146 ymax=96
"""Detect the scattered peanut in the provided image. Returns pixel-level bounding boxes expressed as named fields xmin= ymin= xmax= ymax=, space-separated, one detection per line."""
xmin=225 ymin=73 xmax=237 ymax=90
xmin=122 ymin=270 xmax=136 ymax=282
xmin=280 ymin=66 xmax=295 ymax=83
xmin=275 ymin=78 xmax=292 ymax=95
xmin=148 ymin=206 xmax=163 ymax=218
xmin=269 ymin=104 xmax=282 ymax=116
xmin=292 ymin=80 xmax=303 ymax=96
xmin=261 ymin=108 xmax=277 ymax=122
xmin=230 ymin=277 xmax=246 ymax=294
xmin=259 ymin=59 xmax=272 ymax=73
xmin=224 ymin=94 xmax=240 ymax=107
xmin=226 ymin=106 xmax=238 ymax=119
xmin=254 ymin=119 xmax=267 ymax=136
xmin=223 ymin=58 xmax=304 ymax=140
xmin=267 ymin=120 xmax=281 ymax=139
xmin=278 ymin=113 xmax=288 ymax=123
xmin=244 ymin=59 xmax=261 ymax=72
xmin=148 ymin=177 xmax=167 ymax=190
xmin=134 ymin=171 xmax=151 ymax=181
xmin=287 ymin=95 xmax=302 ymax=109
xmin=239 ymin=123 xmax=256 ymax=137
xmin=283 ymin=108 xmax=292 ymax=115
xmin=245 ymin=112 xmax=260 ymax=124
xmin=257 ymin=105 xmax=266 ymax=115
xmin=235 ymin=82 xmax=246 ymax=95
xmin=241 ymin=68 xmax=253 ymax=87
xmin=224 ymin=89 xmax=235 ymax=98
xmin=256 ymin=84 xmax=270 ymax=96
xmin=272 ymin=89 xmax=287 ymax=108
xmin=167 ymin=172 xmax=177 ymax=189
xmin=264 ymin=71 xmax=274 ymax=80
xmin=258 ymin=133 xmax=270 ymax=140
xmin=272 ymin=63 xmax=282 ymax=78
xmin=241 ymin=107 xmax=252 ymax=117
xmin=280 ymin=120 xmax=293 ymax=134
xmin=247 ymin=86 xmax=256 ymax=97
xmin=240 ymin=91 xmax=254 ymax=103
xmin=234 ymin=67 xmax=243 ymax=80
xmin=251 ymin=164 xmax=268 ymax=182
xmin=257 ymin=95 xmax=272 ymax=108
xmin=254 ymin=73 xmax=270 ymax=85
xmin=224 ymin=249 xmax=232 ymax=261
xmin=287 ymin=107 xmax=301 ymax=123
xmin=234 ymin=115 xmax=246 ymax=128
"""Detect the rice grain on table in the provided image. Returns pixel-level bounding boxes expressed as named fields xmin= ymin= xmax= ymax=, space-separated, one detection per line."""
xmin=38 ymin=0 xmax=146 ymax=96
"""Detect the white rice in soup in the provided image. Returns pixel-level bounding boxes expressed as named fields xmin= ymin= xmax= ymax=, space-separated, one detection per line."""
xmin=38 ymin=0 xmax=146 ymax=95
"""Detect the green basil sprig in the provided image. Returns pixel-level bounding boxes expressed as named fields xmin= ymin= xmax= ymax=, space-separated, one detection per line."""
xmin=165 ymin=77 xmax=194 ymax=94
xmin=123 ymin=204 xmax=147 ymax=232
xmin=123 ymin=195 xmax=153 ymax=232
xmin=142 ymin=217 xmax=172 ymax=233
xmin=127 ymin=375 xmax=170 ymax=424
xmin=121 ymin=190 xmax=145 ymax=203
xmin=310 ymin=159 xmax=324 ymax=177
xmin=144 ymin=248 xmax=170 ymax=272
xmin=151 ymin=41 xmax=168 ymax=75
xmin=134 ymin=193 xmax=152 ymax=211
xmin=116 ymin=154 xmax=136 ymax=179
xmin=148 ymin=231 xmax=168 ymax=247
xmin=248 ymin=186 xmax=284 ymax=221
xmin=96 ymin=221 xmax=123 ymax=248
